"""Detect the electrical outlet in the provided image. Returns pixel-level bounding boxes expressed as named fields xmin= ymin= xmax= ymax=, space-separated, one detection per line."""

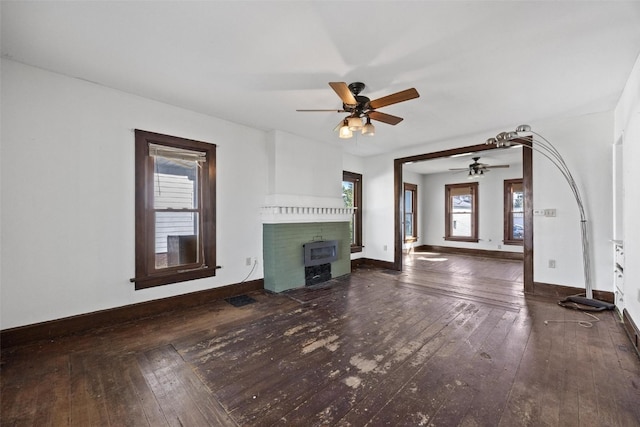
xmin=383 ymin=245 xmax=388 ymax=251
xmin=246 ymin=257 xmax=252 ymax=266
xmin=497 ymin=244 xmax=502 ymax=249
xmin=548 ymin=259 xmax=556 ymax=268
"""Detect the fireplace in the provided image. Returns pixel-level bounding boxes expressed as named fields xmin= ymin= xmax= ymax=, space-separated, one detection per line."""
xmin=262 ymin=222 xmax=351 ymax=293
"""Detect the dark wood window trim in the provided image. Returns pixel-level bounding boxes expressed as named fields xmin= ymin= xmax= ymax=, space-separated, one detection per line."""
xmin=403 ymin=182 xmax=418 ymax=243
xmin=444 ymin=182 xmax=479 ymax=243
xmin=132 ymin=130 xmax=217 ymax=290
xmin=343 ymin=171 xmax=363 ymax=253
xmin=504 ymin=178 xmax=524 ymax=246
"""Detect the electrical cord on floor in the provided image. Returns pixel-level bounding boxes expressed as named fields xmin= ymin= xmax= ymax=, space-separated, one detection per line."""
xmin=544 ymin=308 xmax=600 ymax=328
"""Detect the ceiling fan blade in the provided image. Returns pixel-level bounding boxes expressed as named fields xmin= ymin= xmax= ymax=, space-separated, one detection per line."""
xmin=448 ymin=168 xmax=470 ymax=171
xmin=329 ymin=82 xmax=357 ymax=106
xmin=296 ymin=109 xmax=346 ymax=112
xmin=368 ymin=110 xmax=404 ymax=125
xmin=369 ymin=88 xmax=420 ymax=109
xmin=486 ymin=165 xmax=510 ymax=168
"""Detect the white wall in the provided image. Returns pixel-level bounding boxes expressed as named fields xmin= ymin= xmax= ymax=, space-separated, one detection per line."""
xmin=531 ymin=112 xmax=614 ymax=289
xmin=266 ymin=129 xmax=344 ymax=207
xmin=419 ymin=164 xmax=523 ymax=253
xmin=615 ymin=52 xmax=640 ymax=325
xmin=361 ymin=113 xmax=615 ymax=292
xmin=0 ymin=60 xmax=270 ymax=329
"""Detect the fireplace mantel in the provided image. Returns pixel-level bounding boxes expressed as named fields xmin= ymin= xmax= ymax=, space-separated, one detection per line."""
xmin=261 ymin=194 xmax=353 ymax=224
xmin=260 ymin=205 xmax=353 ymax=224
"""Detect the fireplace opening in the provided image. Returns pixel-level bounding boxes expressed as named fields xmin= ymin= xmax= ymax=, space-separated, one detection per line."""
xmin=305 ymin=263 xmax=331 ymax=286
xmin=302 ymin=240 xmax=339 ymax=286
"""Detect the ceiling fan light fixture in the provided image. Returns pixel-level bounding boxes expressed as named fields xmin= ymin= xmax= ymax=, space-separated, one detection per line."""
xmin=348 ymin=116 xmax=363 ymax=131
xmin=362 ymin=117 xmax=375 ymax=136
xmin=300 ymin=82 xmax=420 ymax=139
xmin=339 ymin=120 xmax=353 ymax=139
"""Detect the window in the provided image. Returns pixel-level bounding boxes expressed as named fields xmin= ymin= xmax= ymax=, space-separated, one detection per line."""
xmin=404 ymin=183 xmax=418 ymax=243
xmin=342 ymin=171 xmax=362 ymax=252
xmin=504 ymin=179 xmax=524 ymax=245
xmin=133 ymin=130 xmax=217 ymax=290
xmin=445 ymin=182 xmax=479 ymax=242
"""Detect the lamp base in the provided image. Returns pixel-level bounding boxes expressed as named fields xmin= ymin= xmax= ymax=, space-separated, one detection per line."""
xmin=558 ymin=295 xmax=615 ymax=312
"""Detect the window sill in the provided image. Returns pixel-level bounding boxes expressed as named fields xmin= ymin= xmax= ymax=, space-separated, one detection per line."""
xmin=132 ymin=267 xmax=218 ymax=290
xmin=350 ymin=245 xmax=363 ymax=253
xmin=444 ymin=237 xmax=479 ymax=243
xmin=503 ymin=240 xmax=524 ymax=246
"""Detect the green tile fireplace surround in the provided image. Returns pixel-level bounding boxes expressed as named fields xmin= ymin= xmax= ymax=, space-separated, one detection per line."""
xmin=263 ymin=222 xmax=351 ymax=293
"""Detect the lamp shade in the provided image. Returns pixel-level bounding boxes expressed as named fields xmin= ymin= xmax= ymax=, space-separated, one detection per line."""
xmin=339 ymin=120 xmax=353 ymax=139
xmin=348 ymin=116 xmax=363 ymax=131
xmin=362 ymin=117 xmax=375 ymax=136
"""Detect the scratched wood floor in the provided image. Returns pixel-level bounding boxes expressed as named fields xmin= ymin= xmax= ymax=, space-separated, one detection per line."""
xmin=2 ymin=254 xmax=640 ymax=426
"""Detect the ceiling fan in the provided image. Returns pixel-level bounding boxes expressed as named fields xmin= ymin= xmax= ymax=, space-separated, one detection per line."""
xmin=296 ymin=82 xmax=420 ymax=138
xmin=449 ymin=156 xmax=510 ymax=178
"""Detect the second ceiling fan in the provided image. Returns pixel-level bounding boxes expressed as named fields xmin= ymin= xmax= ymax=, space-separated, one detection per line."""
xmin=297 ymin=82 xmax=420 ymax=138
xmin=449 ymin=156 xmax=510 ymax=178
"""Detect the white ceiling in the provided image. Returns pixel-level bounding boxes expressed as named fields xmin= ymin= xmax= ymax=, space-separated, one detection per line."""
xmin=2 ymin=1 xmax=640 ymax=157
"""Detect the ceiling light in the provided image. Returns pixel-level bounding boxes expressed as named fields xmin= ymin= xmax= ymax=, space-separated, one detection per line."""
xmin=348 ymin=116 xmax=363 ymax=131
xmin=362 ymin=116 xmax=375 ymax=136
xmin=339 ymin=119 xmax=353 ymax=139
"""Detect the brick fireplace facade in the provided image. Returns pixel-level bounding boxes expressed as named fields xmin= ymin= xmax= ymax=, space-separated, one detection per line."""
xmin=261 ymin=205 xmax=352 ymax=293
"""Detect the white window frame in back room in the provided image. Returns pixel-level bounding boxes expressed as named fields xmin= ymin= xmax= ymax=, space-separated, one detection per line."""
xmin=132 ymin=130 xmax=217 ymax=290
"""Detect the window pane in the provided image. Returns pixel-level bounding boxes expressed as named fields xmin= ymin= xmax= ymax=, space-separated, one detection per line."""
xmin=343 ymin=181 xmax=355 ymax=243
xmin=405 ymin=213 xmax=413 ymax=237
xmin=342 ymin=181 xmax=354 ymax=208
xmin=512 ymin=212 xmax=524 ymax=240
xmin=350 ymin=212 xmax=356 ymax=244
xmin=512 ymin=190 xmax=524 ymax=212
xmin=451 ymin=213 xmax=472 ymax=236
xmin=452 ymin=194 xmax=472 ymax=213
xmin=155 ymin=211 xmax=200 ymax=268
xmin=405 ymin=190 xmax=413 ymax=212
xmin=154 ymin=157 xmax=198 ymax=209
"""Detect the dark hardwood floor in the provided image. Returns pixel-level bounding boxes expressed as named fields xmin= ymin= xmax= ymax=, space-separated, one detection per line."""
xmin=2 ymin=254 xmax=639 ymax=426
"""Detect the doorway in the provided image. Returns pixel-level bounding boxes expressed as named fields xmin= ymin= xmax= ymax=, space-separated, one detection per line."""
xmin=393 ymin=142 xmax=534 ymax=293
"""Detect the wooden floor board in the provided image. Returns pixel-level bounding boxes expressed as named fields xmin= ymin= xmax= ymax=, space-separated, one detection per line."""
xmin=2 ymin=254 xmax=639 ymax=426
